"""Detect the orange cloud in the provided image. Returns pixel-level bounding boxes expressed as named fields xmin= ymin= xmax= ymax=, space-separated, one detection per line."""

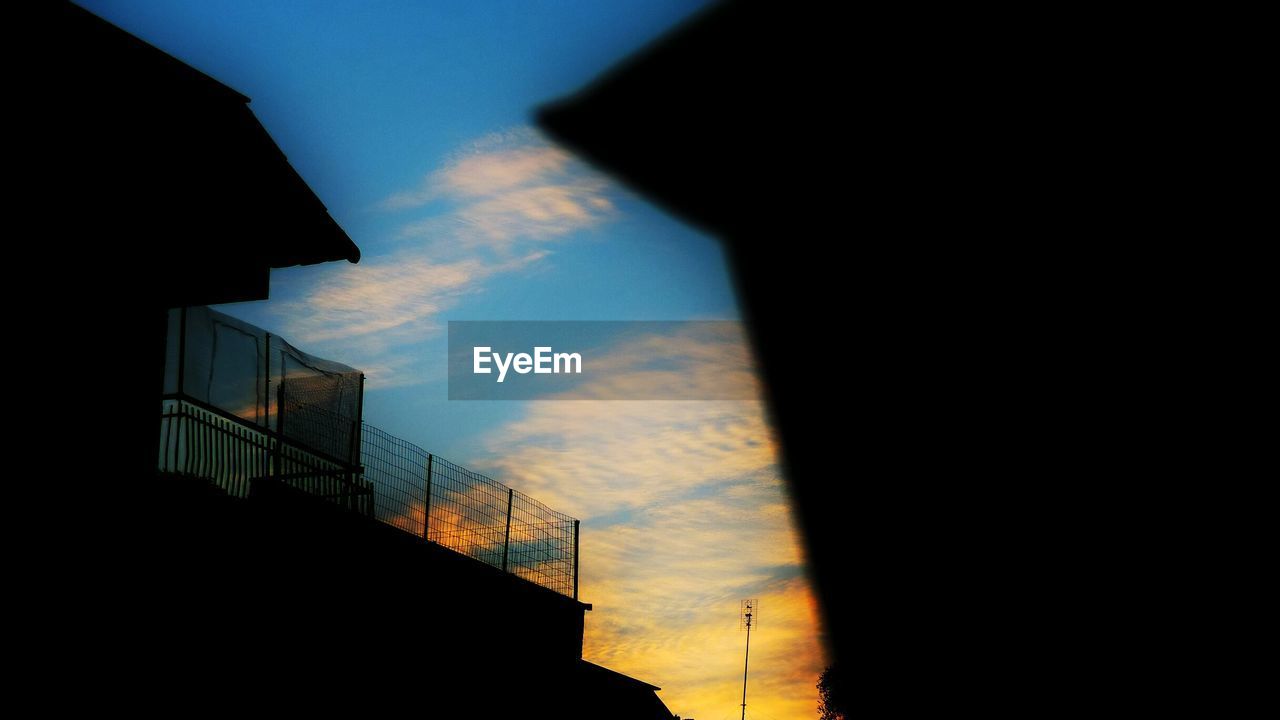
xmin=471 ymin=328 xmax=826 ymax=719
xmin=585 ymin=577 xmax=825 ymax=720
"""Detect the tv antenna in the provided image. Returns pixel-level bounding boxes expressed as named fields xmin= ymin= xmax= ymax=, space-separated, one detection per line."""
xmin=739 ymin=599 xmax=758 ymax=720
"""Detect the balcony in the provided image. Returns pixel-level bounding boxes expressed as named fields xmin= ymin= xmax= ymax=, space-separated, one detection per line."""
xmin=161 ymin=306 xmax=579 ymax=599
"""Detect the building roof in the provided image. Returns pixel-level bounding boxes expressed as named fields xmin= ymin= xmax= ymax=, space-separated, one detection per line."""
xmin=537 ymin=2 xmax=758 ymax=238
xmin=573 ymin=660 xmax=676 ymax=719
xmin=578 ymin=660 xmax=662 ymax=692
xmin=55 ymin=1 xmax=359 ymax=268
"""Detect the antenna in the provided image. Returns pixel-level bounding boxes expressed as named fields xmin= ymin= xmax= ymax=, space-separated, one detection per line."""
xmin=739 ymin=599 xmax=758 ymax=720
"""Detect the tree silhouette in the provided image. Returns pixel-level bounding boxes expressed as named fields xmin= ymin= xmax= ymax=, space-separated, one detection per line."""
xmin=818 ymin=663 xmax=848 ymax=719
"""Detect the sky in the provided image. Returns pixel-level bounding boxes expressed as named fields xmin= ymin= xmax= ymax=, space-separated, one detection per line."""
xmin=83 ymin=1 xmax=826 ymax=716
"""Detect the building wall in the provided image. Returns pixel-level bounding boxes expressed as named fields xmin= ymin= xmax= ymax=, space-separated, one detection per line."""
xmin=121 ymin=473 xmax=589 ymax=715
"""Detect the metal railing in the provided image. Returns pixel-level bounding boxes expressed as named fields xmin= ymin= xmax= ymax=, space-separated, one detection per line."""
xmin=158 ymin=393 xmax=579 ymax=599
xmin=361 ymin=424 xmax=579 ymax=599
xmin=159 ymin=394 xmax=372 ymax=514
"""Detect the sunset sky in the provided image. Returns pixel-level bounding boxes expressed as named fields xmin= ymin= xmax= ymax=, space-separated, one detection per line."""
xmin=82 ymin=1 xmax=826 ymax=716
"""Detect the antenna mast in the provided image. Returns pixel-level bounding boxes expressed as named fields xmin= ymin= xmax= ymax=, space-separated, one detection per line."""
xmin=740 ymin=599 xmax=758 ymax=720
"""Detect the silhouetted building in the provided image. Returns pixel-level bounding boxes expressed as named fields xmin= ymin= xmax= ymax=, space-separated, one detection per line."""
xmin=156 ymin=304 xmax=673 ymax=717
xmin=576 ymin=662 xmax=678 ymax=719
xmin=38 ymin=0 xmax=360 ymax=484
xmin=32 ymin=4 xmax=674 ymax=716
xmin=51 ymin=2 xmax=359 ymax=311
xmin=539 ymin=0 xmax=856 ymax=675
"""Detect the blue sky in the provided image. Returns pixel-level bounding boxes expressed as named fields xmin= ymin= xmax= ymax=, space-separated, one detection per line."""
xmin=81 ymin=0 xmax=736 ymax=458
xmin=83 ymin=2 xmax=826 ymax=715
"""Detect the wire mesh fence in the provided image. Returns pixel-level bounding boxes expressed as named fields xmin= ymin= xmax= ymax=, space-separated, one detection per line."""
xmin=160 ymin=391 xmax=579 ymax=599
xmin=360 ymin=424 xmax=579 ymax=599
xmin=278 ymin=377 xmax=362 ymax=466
xmin=507 ymin=488 xmax=579 ymax=593
xmin=162 ymin=307 xmax=576 ymax=597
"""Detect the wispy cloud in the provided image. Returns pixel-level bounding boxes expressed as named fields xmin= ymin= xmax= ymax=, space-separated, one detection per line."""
xmin=472 ymin=328 xmax=825 ymax=719
xmin=269 ymin=127 xmax=616 ymax=387
xmin=480 ymin=400 xmax=779 ymax=518
xmin=559 ymin=323 xmax=762 ymax=400
xmin=382 ymin=128 xmax=614 ymax=251
xmin=271 ymin=250 xmax=545 ymax=387
xmin=382 ymin=140 xmax=575 ymax=207
xmin=280 ymin=251 xmax=546 ymax=345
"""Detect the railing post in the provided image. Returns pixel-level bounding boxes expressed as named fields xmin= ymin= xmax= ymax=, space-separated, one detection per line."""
xmin=423 ymin=453 xmax=433 ymax=541
xmin=502 ymin=488 xmax=514 ymax=572
xmin=177 ymin=306 xmax=187 ymax=398
xmin=262 ymin=332 xmax=270 ymax=427
xmin=573 ymin=519 xmax=580 ymax=601
xmin=348 ymin=373 xmax=365 ymax=513
xmin=273 ymin=379 xmax=285 ymax=478
xmin=355 ymin=373 xmax=365 ymax=439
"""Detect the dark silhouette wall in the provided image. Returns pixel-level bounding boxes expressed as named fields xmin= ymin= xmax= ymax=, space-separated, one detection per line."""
xmin=22 ymin=5 xmax=368 ymax=708
xmin=536 ymin=4 xmax=983 ymax=703
xmin=29 ymin=2 xmax=359 ymax=589
xmin=535 ymin=4 xmax=1053 ymax=714
xmin=144 ymin=472 xmax=666 ymax=717
xmin=538 ymin=0 xmax=863 ymax=672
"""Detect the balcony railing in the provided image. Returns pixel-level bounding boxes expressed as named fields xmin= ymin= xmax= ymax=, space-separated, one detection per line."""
xmin=158 ymin=392 xmax=579 ymax=599
xmin=361 ymin=423 xmax=579 ymax=599
xmin=159 ymin=393 xmax=372 ymax=513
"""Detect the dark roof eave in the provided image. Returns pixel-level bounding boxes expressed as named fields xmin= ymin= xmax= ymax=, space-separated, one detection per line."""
xmin=66 ymin=2 xmax=362 ymax=270
xmin=268 ymin=223 xmax=361 ymax=268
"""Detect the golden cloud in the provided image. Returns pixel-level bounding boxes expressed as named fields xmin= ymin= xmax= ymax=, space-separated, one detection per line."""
xmin=471 ymin=327 xmax=825 ymax=719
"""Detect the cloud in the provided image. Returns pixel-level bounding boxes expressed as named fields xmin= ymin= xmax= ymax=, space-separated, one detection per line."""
xmin=475 ymin=326 xmax=773 ymax=516
xmin=267 ymin=127 xmax=617 ymax=388
xmin=477 ymin=400 xmax=778 ymax=520
xmin=471 ymin=328 xmax=825 ymax=719
xmin=383 ymin=142 xmax=574 ymax=207
xmin=270 ymin=249 xmax=546 ymax=387
xmin=557 ymin=323 xmax=762 ymax=400
xmin=382 ymin=128 xmax=614 ymax=250
xmin=281 ymin=251 xmax=546 ymax=345
xmin=586 ymin=574 xmax=825 ymax=720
